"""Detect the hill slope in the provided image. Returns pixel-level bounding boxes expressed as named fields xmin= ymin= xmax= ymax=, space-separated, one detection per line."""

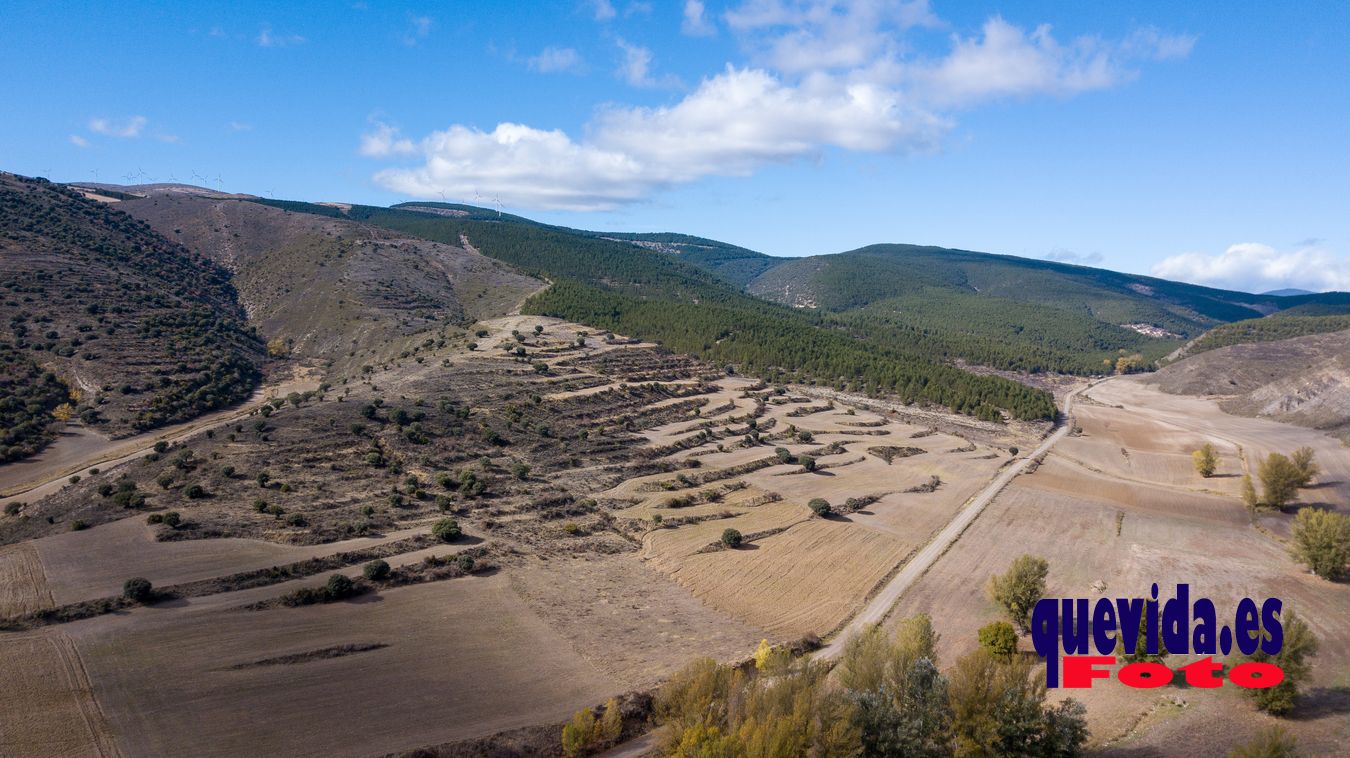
xmin=246 ymin=198 xmax=1057 ymax=420
xmin=115 ymin=193 xmax=543 ymax=372
xmin=1148 ymin=328 xmax=1350 ymax=440
xmin=0 ymin=173 xmax=263 ymax=458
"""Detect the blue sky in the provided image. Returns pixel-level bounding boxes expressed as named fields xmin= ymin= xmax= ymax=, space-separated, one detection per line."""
xmin=2 ymin=1 xmax=1347 ymax=292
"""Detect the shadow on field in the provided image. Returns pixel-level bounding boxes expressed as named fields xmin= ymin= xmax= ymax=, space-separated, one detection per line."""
xmin=1290 ymin=686 xmax=1350 ymax=720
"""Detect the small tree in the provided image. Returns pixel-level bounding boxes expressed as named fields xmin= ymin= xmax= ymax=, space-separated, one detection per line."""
xmin=1290 ymin=508 xmax=1350 ymax=580
xmin=1290 ymin=446 xmax=1319 ymax=487
xmin=561 ymin=708 xmax=597 ymax=757
xmin=363 ymin=559 xmax=391 ymax=581
xmin=1117 ymin=606 xmax=1168 ymax=664
xmin=162 ymin=511 xmax=181 ymax=527
xmin=123 ymin=577 xmax=153 ymax=603
xmin=774 ymin=447 xmax=793 ymax=464
xmin=432 ymin=517 xmax=462 ymax=542
xmin=1237 ymin=609 xmax=1317 ymax=716
xmin=1259 ymin=453 xmax=1304 ymax=510
xmin=185 ymin=484 xmax=206 ymax=499
xmin=986 ymin=554 xmax=1048 ymax=633
xmin=325 ymin=574 xmax=355 ymax=600
xmin=721 ymin=528 xmax=743 ymax=548
xmin=977 ymin=621 xmax=1018 ymax=660
xmin=808 ymin=498 xmax=831 ymax=517
xmin=1192 ymin=443 xmax=1218 ymax=478
xmin=799 ymin=454 xmax=817 ymax=472
xmin=1241 ymin=474 xmax=1260 ymax=510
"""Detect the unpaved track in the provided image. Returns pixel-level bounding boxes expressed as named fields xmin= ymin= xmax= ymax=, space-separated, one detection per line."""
xmin=816 ymin=381 xmax=1093 ymax=659
xmin=0 ymin=370 xmax=319 ymax=504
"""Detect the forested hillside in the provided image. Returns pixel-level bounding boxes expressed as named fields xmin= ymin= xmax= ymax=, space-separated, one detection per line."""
xmin=257 ymin=199 xmax=1056 ymax=420
xmin=1177 ymin=314 xmax=1350 ymax=358
xmin=0 ymin=174 xmax=263 ymax=458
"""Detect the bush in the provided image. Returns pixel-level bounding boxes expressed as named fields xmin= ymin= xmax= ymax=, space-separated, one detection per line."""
xmin=326 ymin=574 xmax=356 ymax=600
xmin=1238 ymin=610 xmax=1318 ymax=715
xmin=432 ymin=518 xmax=462 ymax=542
xmin=69 ymin=520 xmax=89 ymax=531
xmin=146 ymin=513 xmax=163 ymax=524
xmin=4 ymin=502 xmax=20 ymax=516
xmin=162 ymin=511 xmax=181 ymax=527
xmin=286 ymin=513 xmax=306 ymax=527
xmin=252 ymin=499 xmax=267 ymax=512
xmin=986 ymin=554 xmax=1048 ymax=633
xmin=123 ymin=577 xmax=153 ymax=602
xmin=1291 ymin=446 xmax=1319 ymax=487
xmin=1290 ymin=508 xmax=1350 ymax=580
xmin=152 ymin=440 xmax=169 ymax=454
xmin=156 ymin=473 xmax=175 ymax=489
xmin=799 ymin=454 xmax=817 ymax=472
xmin=721 ymin=528 xmax=743 ymax=548
xmin=808 ymin=498 xmax=831 ymax=517
xmin=1259 ymin=453 xmax=1304 ymax=510
xmin=977 ymin=621 xmax=1019 ymax=660
xmin=774 ymin=447 xmax=793 ymax=464
xmin=185 ymin=484 xmax=206 ymax=499
xmin=1229 ymin=726 xmax=1299 ymax=758
xmin=363 ymin=559 xmax=391 ymax=581
xmin=563 ymin=522 xmax=581 ymax=535
xmin=1192 ymin=443 xmax=1218 ymax=478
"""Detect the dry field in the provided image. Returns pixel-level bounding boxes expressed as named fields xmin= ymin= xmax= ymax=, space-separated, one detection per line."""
xmin=603 ymin=383 xmax=1031 ymax=640
xmin=0 ymin=544 xmax=53 ymax=617
xmin=0 ymin=631 xmax=120 ymax=757
xmin=888 ymin=375 xmax=1350 ymax=755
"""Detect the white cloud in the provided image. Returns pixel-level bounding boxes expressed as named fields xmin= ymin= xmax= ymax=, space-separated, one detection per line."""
xmin=1151 ymin=242 xmax=1350 ymax=293
xmin=615 ymin=39 xmax=680 ymax=88
xmin=155 ymin=133 xmax=182 ymax=144
xmin=88 ymin=115 xmax=147 ymax=138
xmin=360 ymin=122 xmax=416 ymax=157
xmin=369 ymin=66 xmax=943 ymax=210
xmin=587 ymin=0 xmax=616 ymax=21
xmin=366 ymin=7 xmax=1193 ymax=211
xmin=226 ymin=121 xmax=253 ymax=132
xmin=528 ymin=46 xmax=585 ymax=74
xmin=257 ymin=27 xmax=306 ymax=47
xmin=683 ymin=1 xmax=715 ymax=35
xmin=69 ymin=134 xmax=90 ymax=148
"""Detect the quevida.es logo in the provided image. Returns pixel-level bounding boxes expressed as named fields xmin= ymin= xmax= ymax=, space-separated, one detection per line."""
xmin=1030 ymin=583 xmax=1285 ymax=690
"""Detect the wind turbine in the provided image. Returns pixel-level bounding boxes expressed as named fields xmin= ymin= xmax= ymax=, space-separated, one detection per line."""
xmin=494 ymin=195 xmax=502 ymax=218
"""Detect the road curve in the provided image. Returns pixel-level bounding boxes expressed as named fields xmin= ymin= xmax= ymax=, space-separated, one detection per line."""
xmin=815 ymin=380 xmax=1095 ymax=660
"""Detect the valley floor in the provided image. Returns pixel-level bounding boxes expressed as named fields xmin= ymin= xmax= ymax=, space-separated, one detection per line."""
xmin=0 ymin=319 xmax=1346 ymax=756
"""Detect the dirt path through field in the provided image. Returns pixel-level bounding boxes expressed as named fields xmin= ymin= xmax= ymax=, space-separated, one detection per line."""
xmin=0 ymin=367 xmax=320 ymax=503
xmin=816 ymin=380 xmax=1093 ymax=659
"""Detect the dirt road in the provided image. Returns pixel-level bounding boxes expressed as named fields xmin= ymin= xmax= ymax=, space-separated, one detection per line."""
xmin=816 ymin=380 xmax=1093 ymax=660
xmin=0 ymin=370 xmax=319 ymax=505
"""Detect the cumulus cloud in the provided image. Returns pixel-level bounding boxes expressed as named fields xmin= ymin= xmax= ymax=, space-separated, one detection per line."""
xmin=366 ymin=4 xmax=1193 ymax=211
xmin=528 ymin=46 xmax=585 ymax=74
xmin=360 ymin=122 xmax=416 ymax=157
xmin=682 ymin=1 xmax=715 ymax=36
xmin=257 ymin=27 xmax=306 ymax=47
xmin=69 ymin=134 xmax=90 ymax=148
xmin=88 ymin=115 xmax=147 ymax=138
xmin=1151 ymin=242 xmax=1350 ymax=293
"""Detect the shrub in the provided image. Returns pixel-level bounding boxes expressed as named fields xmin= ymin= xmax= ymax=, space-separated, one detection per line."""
xmin=1009 ymin=446 xmax=1019 ymax=456
xmin=221 ymin=465 xmax=235 ymax=478
xmin=162 ymin=511 xmax=181 ymax=527
xmin=70 ymin=520 xmax=89 ymax=531
xmin=363 ymin=559 xmax=391 ymax=581
xmin=98 ymin=483 xmax=114 ymax=497
xmin=252 ymin=499 xmax=267 ymax=512
xmin=432 ymin=518 xmax=462 ymax=542
xmin=123 ymin=577 xmax=153 ymax=602
xmin=185 ymin=484 xmax=206 ymax=499
xmin=1290 ymin=446 xmax=1319 ymax=487
xmin=326 ymin=574 xmax=356 ymax=600
xmin=4 ymin=502 xmax=20 ymax=516
xmin=1237 ymin=610 xmax=1317 ymax=715
xmin=512 ymin=462 xmax=531 ymax=480
xmin=146 ymin=513 xmax=163 ymax=524
xmin=977 ymin=621 xmax=1019 ymax=660
xmin=1229 ymin=726 xmax=1299 ymax=758
xmin=563 ymin=522 xmax=581 ymax=535
xmin=721 ymin=528 xmax=743 ymax=548
xmin=986 ymin=554 xmax=1048 ymax=633
xmin=152 ymin=440 xmax=169 ymax=454
xmin=1290 ymin=508 xmax=1350 ymax=580
xmin=808 ymin=498 xmax=831 ymax=517
xmin=156 ymin=473 xmax=175 ymax=489
xmin=1192 ymin=443 xmax=1218 ymax=478
xmin=797 ymin=430 xmax=814 ymax=443
xmin=1259 ymin=453 xmax=1304 ymax=510
xmin=774 ymin=447 xmax=793 ymax=464
xmin=286 ymin=513 xmax=306 ymax=527
xmin=800 ymin=454 xmax=817 ymax=472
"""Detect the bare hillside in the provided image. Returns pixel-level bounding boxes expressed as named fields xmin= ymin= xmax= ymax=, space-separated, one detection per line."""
xmin=115 ymin=193 xmax=543 ymax=370
xmin=1146 ymin=328 xmax=1350 ymax=439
